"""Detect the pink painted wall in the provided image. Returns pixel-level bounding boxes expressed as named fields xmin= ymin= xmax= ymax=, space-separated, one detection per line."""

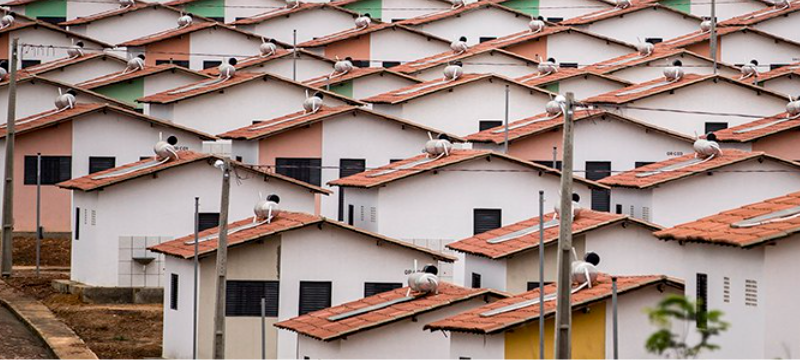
xmin=508 ymin=128 xmax=563 ymax=162
xmin=505 ymin=37 xmax=547 ymax=61
xmin=14 ymin=122 xmax=73 ymax=233
xmin=324 ymin=34 xmax=370 ymax=63
xmin=753 ymin=131 xmax=800 ymax=161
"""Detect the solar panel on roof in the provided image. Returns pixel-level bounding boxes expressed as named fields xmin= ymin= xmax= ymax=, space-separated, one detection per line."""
xmin=486 ymin=219 xmax=559 ymax=244
xmin=635 ymin=157 xmax=705 ymax=178
xmin=731 ymin=205 xmax=800 ymax=228
xmin=326 ymin=296 xmax=416 ymax=321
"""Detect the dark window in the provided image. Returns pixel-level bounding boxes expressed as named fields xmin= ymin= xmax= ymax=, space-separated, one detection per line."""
xmin=275 ymin=158 xmax=322 ymax=186
xmin=459 ymin=358 xmax=472 ymax=360
xmin=389 ymin=159 xmax=403 ymax=163
xmin=479 ymin=120 xmax=503 ymax=131
xmin=615 ymin=204 xmax=622 ymax=214
xmin=339 ymin=159 xmax=365 ymax=221
xmin=36 ymin=16 xmax=66 ymax=24
xmin=635 ymin=161 xmax=654 ymax=168
xmin=347 ymin=204 xmax=355 ymax=226
xmin=534 ymin=160 xmax=562 ymax=170
xmin=586 ymin=161 xmax=611 ymax=212
xmin=89 ymin=157 xmax=115 ymax=174
xmin=203 ymin=60 xmax=222 ymax=69
xmin=770 ymin=64 xmax=789 ymax=70
xmin=364 ymin=282 xmax=402 ymax=297
xmin=560 ymin=62 xmax=579 ymax=68
xmin=705 ymin=122 xmax=728 ymax=134
xmin=155 ymin=60 xmax=190 ymax=68
xmin=471 ymin=273 xmax=481 ymax=288
xmin=198 ymin=213 xmax=220 ymax=232
xmin=21 ymin=60 xmax=42 ymax=68
xmin=479 ymin=37 xmax=497 ymax=43
xmin=473 ymin=209 xmax=501 ymax=235
xmin=24 ymin=156 xmax=71 ymax=185
xmin=382 ymin=61 xmax=401 ymax=68
xmin=208 ymin=16 xmax=225 ymax=22
xmin=170 ymin=274 xmax=179 ymax=310
xmin=696 ymin=273 xmax=708 ymax=329
xmin=351 ymin=60 xmax=370 ymax=68
xmin=527 ymin=282 xmax=551 ymax=291
xmin=546 ymin=17 xmax=563 ymax=22
xmin=226 ymin=280 xmax=280 ymax=317
xmin=75 ymin=207 xmax=80 ymax=240
xmin=645 ymin=38 xmax=663 ymax=44
xmin=299 ymin=281 xmax=332 ymax=315
xmin=235 ymin=156 xmax=243 ymax=162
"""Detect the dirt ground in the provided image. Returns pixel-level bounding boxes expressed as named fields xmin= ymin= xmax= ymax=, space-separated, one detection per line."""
xmin=12 ymin=237 xmax=70 ymax=267
xmin=4 ymin=270 xmax=163 ymax=359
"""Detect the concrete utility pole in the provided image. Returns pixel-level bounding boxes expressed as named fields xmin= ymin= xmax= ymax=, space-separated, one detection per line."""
xmin=192 ymin=197 xmax=199 ymax=360
xmin=212 ymin=159 xmax=232 ymax=359
xmin=710 ymin=0 xmax=718 ymax=74
xmin=538 ymin=190 xmax=545 ymax=359
xmin=1 ymin=38 xmax=19 ymax=277
xmin=503 ymin=85 xmax=510 ymax=154
xmin=36 ymin=153 xmax=41 ymax=277
xmin=554 ymin=92 xmax=575 ymax=359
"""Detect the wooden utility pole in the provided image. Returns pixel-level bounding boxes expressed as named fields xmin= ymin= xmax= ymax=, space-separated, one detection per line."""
xmin=212 ymin=159 xmax=231 ymax=359
xmin=1 ymin=38 xmax=19 ymax=277
xmin=710 ymin=0 xmax=718 ymax=74
xmin=554 ymin=92 xmax=575 ymax=359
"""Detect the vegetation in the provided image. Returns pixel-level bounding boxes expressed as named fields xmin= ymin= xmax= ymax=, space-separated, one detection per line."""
xmin=645 ymin=295 xmax=729 ymax=358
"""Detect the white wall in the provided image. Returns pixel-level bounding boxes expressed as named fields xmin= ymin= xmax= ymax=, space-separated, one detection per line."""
xmin=754 ymin=14 xmax=800 ymax=44
xmin=249 ymin=8 xmax=356 ymax=44
xmin=607 ymin=55 xmax=740 ymax=83
xmin=161 ymin=256 xmax=197 ymax=359
xmin=761 ymin=75 xmax=800 ymax=97
xmin=349 ymin=73 xmax=418 ymax=100
xmin=448 ymin=332 xmax=504 ymax=359
xmin=462 ymin=253 xmax=507 ymax=291
xmin=410 ymin=7 xmax=531 ymax=46
xmin=577 ymin=8 xmax=700 ymax=45
xmin=586 ymin=223 xmax=684 ymax=280
xmin=0 ymin=81 xmax=122 ymax=119
xmin=277 ymin=224 xmax=445 ymax=358
xmin=238 ymin=52 xmax=334 ymax=81
xmin=691 ymin=0 xmax=765 ymax=20
xmin=609 ymin=187 xmax=653 ymax=222
xmin=67 ymin=2 xmax=120 ymax=21
xmin=369 ymin=28 xmax=451 ymax=66
xmin=720 ymin=31 xmax=800 ymax=68
xmin=13 ymin=27 xmax=105 ymax=68
xmin=68 ymin=8 xmax=186 ymax=45
xmin=379 ymin=0 xmax=451 ymax=22
xmin=763 ymin=234 xmax=800 ymax=359
xmin=188 ymin=28 xmax=262 ymax=70
xmin=224 ymin=0 xmax=286 ymax=23
xmin=38 ymin=57 xmax=128 ymax=84
xmin=556 ymin=75 xmax=628 ymax=100
xmin=546 ymin=31 xmax=633 ymax=67
xmin=142 ymin=71 xmax=208 ymax=98
xmin=538 ymin=0 xmax=613 ymax=20
xmin=415 ymin=51 xmax=538 ymax=81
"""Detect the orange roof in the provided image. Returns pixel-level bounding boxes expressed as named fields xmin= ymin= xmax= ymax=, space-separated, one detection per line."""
xmin=304 ymin=67 xmax=421 ymax=88
xmin=473 ymin=25 xmax=635 ymax=53
xmin=562 ymin=2 xmax=701 ymax=25
xmin=58 ymin=150 xmax=330 ymax=193
xmin=0 ymin=103 xmax=215 ymax=140
xmin=658 ymin=26 xmax=746 ymax=48
xmin=425 ymin=274 xmax=679 ymax=334
xmin=756 ymin=63 xmax=800 ymax=82
xmin=654 ymin=191 xmax=800 ymax=247
xmin=363 ymin=73 xmax=551 ymax=104
xmin=329 ymin=149 xmax=607 ymax=189
xmin=516 ymin=68 xmax=632 ymax=87
xmin=201 ymin=48 xmax=317 ymax=76
xmin=297 ymin=23 xmax=449 ymax=48
xmin=598 ymin=149 xmax=797 ymax=189
xmin=275 ymin=283 xmax=504 ymax=341
xmin=448 ymin=210 xmax=659 ymax=259
xmin=59 ymin=2 xmax=190 ymax=26
xmin=5 ymin=53 xmax=126 ymax=84
xmin=398 ymin=1 xmax=529 ymax=26
xmin=585 ymin=47 xmax=713 ymax=75
xmin=586 ymin=73 xmax=712 ymax=103
xmin=118 ymin=22 xmax=259 ymax=47
xmin=0 ymin=75 xmax=136 ymax=110
xmin=392 ymin=47 xmax=537 ymax=74
xmin=720 ymin=0 xmax=800 ymax=25
xmin=150 ymin=212 xmax=457 ymax=260
xmin=713 ymin=112 xmax=800 ymax=142
xmin=0 ymin=19 xmax=114 ymax=47
xmin=231 ymin=3 xmax=360 ymax=25
xmin=77 ymin=64 xmax=210 ymax=90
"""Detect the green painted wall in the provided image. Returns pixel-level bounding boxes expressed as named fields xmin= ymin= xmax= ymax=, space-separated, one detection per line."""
xmin=185 ymin=0 xmax=225 ymax=20
xmin=328 ymin=81 xmax=354 ymax=98
xmin=543 ymin=82 xmax=559 ymax=94
xmin=342 ymin=0 xmax=382 ymax=21
xmin=502 ymin=0 xmax=539 ymax=16
xmin=660 ymin=0 xmax=691 ymax=13
xmin=25 ymin=0 xmax=67 ymax=19
xmin=94 ymin=78 xmax=145 ymax=109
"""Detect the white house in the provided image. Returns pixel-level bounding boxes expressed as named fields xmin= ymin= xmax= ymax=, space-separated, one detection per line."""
xmin=362 ymin=73 xmax=555 ymax=136
xmin=10 ymin=53 xmax=129 ymax=85
xmin=165 ymin=0 xmax=286 ymax=23
xmin=399 ymin=2 xmax=534 ymax=46
xmin=448 ymin=209 xmax=664 ymax=293
xmin=137 ymin=72 xmax=360 ymax=135
xmin=334 ymin=0 xmax=451 ymax=23
xmin=329 ymin=149 xmax=606 ymax=283
xmin=0 ymin=103 xmax=215 ymax=234
xmin=719 ymin=0 xmax=800 ymax=43
xmin=585 ymin=73 xmax=790 ymax=136
xmin=303 ymin=67 xmax=421 ymax=99
xmin=275 ymin=282 xmax=506 ymax=359
xmin=497 ymin=0 xmax=614 ymax=22
xmin=58 ymin=150 xmax=328 ymax=289
xmin=393 ymin=48 xmax=539 ymax=81
xmin=516 ymin=68 xmax=632 ymax=99
xmin=232 ymin=3 xmax=366 ymax=44
xmin=427 ymin=274 xmax=684 ymax=359
xmin=713 ymin=109 xmax=800 ymax=161
xmin=3 ymin=0 xmax=120 ymax=23
xmin=0 ymin=76 xmax=133 ymax=119
xmin=202 ymin=49 xmax=336 ymax=82
xmin=60 ymin=3 xmax=213 ymax=46
xmin=655 ymin=0 xmax=767 ymax=21
xmin=562 ymin=2 xmax=703 ymax=45
xmin=599 ymin=149 xmax=800 ymax=227
xmin=754 ymin=62 xmax=800 ymax=96
xmin=660 ymin=26 xmax=800 ymax=68
xmin=654 ymin=190 xmax=800 ymax=359
xmin=218 ymin=105 xmax=460 ymax=218
xmin=297 ymin=23 xmax=452 ymax=68
xmin=586 ymin=47 xmax=740 ymax=84
xmin=149 ymin=211 xmax=456 ymax=359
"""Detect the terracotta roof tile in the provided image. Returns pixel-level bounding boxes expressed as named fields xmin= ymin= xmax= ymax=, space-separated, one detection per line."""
xmin=756 ymin=62 xmax=800 ymax=82
xmin=329 ymin=149 xmax=606 ymax=189
xmin=713 ymin=112 xmax=800 ymax=142
xmin=201 ymin=49 xmax=310 ymax=76
xmin=0 ymin=19 xmax=113 ymax=47
xmin=598 ymin=149 xmax=793 ymax=189
xmin=4 ymin=53 xmax=124 ymax=84
xmin=465 ymin=109 xmax=601 ymax=144
xmin=77 ymin=64 xmax=210 ymax=90
xmin=118 ymin=22 xmax=258 ymax=47
xmin=0 ymin=76 xmax=136 ymax=110
xmin=58 ymin=150 xmax=329 ymax=193
xmin=59 ymin=2 xmax=182 ymax=26
xmin=584 ymin=47 xmax=688 ymax=75
xmin=297 ymin=22 xmax=393 ymax=48
xmin=231 ymin=3 xmax=358 ymax=25
xmin=218 ymin=106 xmax=355 ymax=139
xmin=448 ymin=210 xmax=659 ymax=259
xmin=361 ymin=73 xmax=493 ymax=103
xmin=304 ymin=67 xmax=421 ymax=88
xmin=398 ymin=1 xmax=527 ymax=26
xmin=585 ymin=73 xmax=711 ymax=103
xmin=426 ymin=274 xmax=677 ymax=334
xmin=562 ymin=2 xmax=699 ymax=25
xmin=658 ymin=26 xmax=745 ymax=49
xmin=654 ymin=191 xmax=800 ymax=247
xmin=719 ymin=0 xmax=800 ymax=25
xmin=392 ymin=47 xmax=537 ymax=74
xmin=274 ymin=283 xmax=502 ymax=341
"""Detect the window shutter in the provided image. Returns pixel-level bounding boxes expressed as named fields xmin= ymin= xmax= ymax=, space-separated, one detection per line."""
xmin=471 ymin=273 xmax=482 ymax=288
xmin=170 ymin=274 xmax=179 ymax=310
xmin=696 ymin=273 xmax=708 ymax=329
xmin=586 ymin=162 xmax=611 ymax=212
xmin=276 ymin=158 xmax=322 ymax=186
xmin=89 ymin=157 xmax=116 ymax=174
xmin=364 ymin=282 xmax=402 ymax=297
xmin=479 ymin=120 xmax=503 ymax=131
xmin=298 ymin=281 xmax=332 ymax=315
xmin=226 ymin=281 xmax=279 ymax=317
xmin=704 ymin=122 xmax=728 ymax=134
xmin=473 ymin=209 xmax=501 ymax=235
xmin=339 ymin=159 xmax=366 ymax=221
xmin=198 ymin=213 xmax=220 ymax=232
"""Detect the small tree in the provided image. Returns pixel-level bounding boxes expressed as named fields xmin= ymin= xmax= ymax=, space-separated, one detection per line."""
xmin=645 ymin=295 xmax=729 ymax=358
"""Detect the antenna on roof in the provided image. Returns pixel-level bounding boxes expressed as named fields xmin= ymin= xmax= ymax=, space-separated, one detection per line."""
xmin=178 ymin=12 xmax=193 ymax=28
xmin=355 ymin=13 xmax=371 ymax=29
xmin=739 ymin=59 xmax=759 ymax=83
xmin=260 ymin=38 xmax=278 ymax=57
xmin=303 ymin=90 xmax=324 ymax=114
xmin=285 ymin=0 xmax=301 ymax=8
xmin=529 ymin=16 xmax=545 ymax=34
xmin=119 ymin=0 xmax=134 ymax=9
xmin=0 ymin=12 xmax=14 ymax=29
xmin=450 ymin=36 xmax=468 ymax=55
xmin=92 ymin=133 xmax=180 ymax=180
xmin=67 ymin=40 xmax=85 ymax=59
